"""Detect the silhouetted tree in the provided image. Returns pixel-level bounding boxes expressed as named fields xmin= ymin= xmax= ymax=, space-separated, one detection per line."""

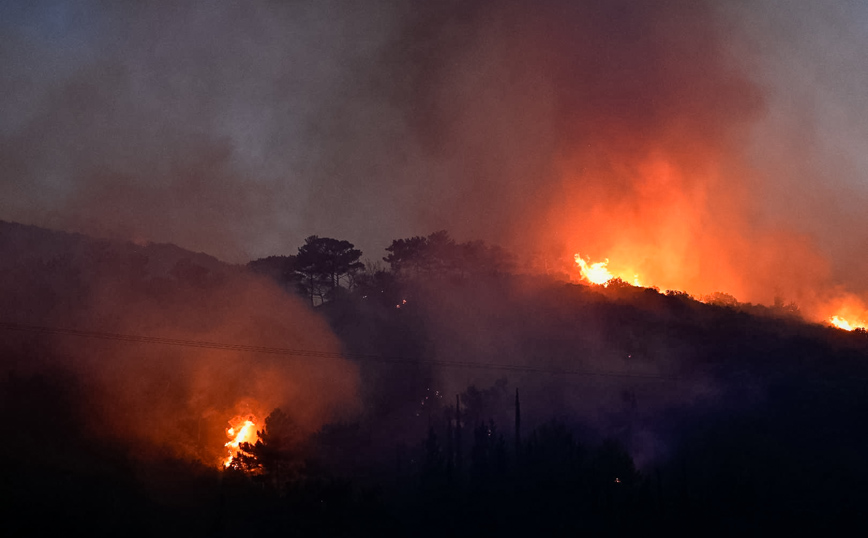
xmin=457 ymin=239 xmax=516 ymax=277
xmin=461 ymin=379 xmax=508 ymax=427
xmin=247 ymin=255 xmax=299 ymax=291
xmin=295 ymin=236 xmax=364 ymax=305
xmin=523 ymin=421 xmax=585 ymax=480
xmin=471 ymin=420 xmax=507 ymax=482
xmin=515 ymin=389 xmax=521 ymax=459
xmin=424 ymin=426 xmax=444 ymax=477
xmin=229 ymin=408 xmax=305 ymax=487
xmin=665 ymin=289 xmax=692 ymax=300
xmin=772 ymin=295 xmax=800 ymax=317
xmin=383 ymin=235 xmax=432 ymax=276
xmin=352 ymin=263 xmax=399 ymax=307
xmin=702 ymin=291 xmax=739 ymax=308
xmin=384 ymin=230 xmax=514 ymax=280
xmin=605 ymin=276 xmax=634 ymax=290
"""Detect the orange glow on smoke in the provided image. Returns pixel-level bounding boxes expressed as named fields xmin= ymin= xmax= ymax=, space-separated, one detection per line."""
xmin=574 ymin=254 xmax=645 ymax=288
xmin=573 ymin=251 xmax=868 ymax=329
xmin=545 ymin=150 xmax=868 ymax=329
xmin=224 ymin=415 xmax=259 ymax=467
xmin=553 ymin=155 xmax=729 ymax=299
xmin=829 ymin=316 xmax=866 ymax=332
xmin=574 ymin=255 xmax=614 ymax=285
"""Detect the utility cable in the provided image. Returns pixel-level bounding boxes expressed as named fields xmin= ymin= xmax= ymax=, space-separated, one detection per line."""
xmin=0 ymin=320 xmax=677 ymax=380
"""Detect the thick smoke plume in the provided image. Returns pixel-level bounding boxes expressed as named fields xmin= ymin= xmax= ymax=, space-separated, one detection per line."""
xmin=1 ymin=0 xmax=867 ymax=321
xmin=0 ymin=223 xmax=360 ymax=465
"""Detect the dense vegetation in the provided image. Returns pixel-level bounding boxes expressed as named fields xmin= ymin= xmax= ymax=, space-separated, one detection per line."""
xmin=2 ymin=221 xmax=868 ymax=536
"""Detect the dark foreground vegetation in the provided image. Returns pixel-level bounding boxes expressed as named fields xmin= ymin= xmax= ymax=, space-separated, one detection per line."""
xmin=2 ymin=221 xmax=868 ymax=536
xmin=4 ymin=370 xmax=868 ymax=537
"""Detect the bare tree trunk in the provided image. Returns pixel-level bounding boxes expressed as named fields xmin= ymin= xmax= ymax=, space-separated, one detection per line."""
xmin=515 ymin=388 xmax=521 ymax=460
xmin=455 ymin=394 xmax=462 ymax=472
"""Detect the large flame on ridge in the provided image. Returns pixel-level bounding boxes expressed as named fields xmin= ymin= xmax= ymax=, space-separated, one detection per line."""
xmin=548 ymin=148 xmax=868 ymax=334
xmin=224 ymin=414 xmax=260 ymax=467
xmin=829 ymin=316 xmax=857 ymax=331
xmin=572 ymin=252 xmax=867 ymax=332
xmin=829 ymin=315 xmax=867 ymax=332
xmin=575 ymin=254 xmax=642 ymax=287
xmin=574 ymin=255 xmax=614 ymax=285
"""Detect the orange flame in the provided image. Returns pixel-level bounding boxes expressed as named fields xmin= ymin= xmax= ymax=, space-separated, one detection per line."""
xmin=574 ymin=255 xmax=614 ymax=285
xmin=224 ymin=415 xmax=259 ymax=467
xmin=550 ymin=152 xmax=868 ymax=334
xmin=829 ymin=316 xmax=865 ymax=332
xmin=574 ymin=248 xmax=868 ymax=331
xmin=574 ymin=254 xmax=644 ymax=288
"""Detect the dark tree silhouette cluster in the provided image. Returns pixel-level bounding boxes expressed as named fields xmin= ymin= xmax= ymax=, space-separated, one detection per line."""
xmin=295 ymin=235 xmax=364 ymax=305
xmin=384 ymin=230 xmax=515 ymax=280
xmin=227 ymin=408 xmax=306 ymax=486
xmin=248 ymin=235 xmax=364 ymax=305
xmin=6 ymin=221 xmax=868 ymax=536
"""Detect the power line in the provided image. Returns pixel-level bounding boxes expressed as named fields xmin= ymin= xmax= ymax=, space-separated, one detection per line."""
xmin=0 ymin=320 xmax=678 ymax=381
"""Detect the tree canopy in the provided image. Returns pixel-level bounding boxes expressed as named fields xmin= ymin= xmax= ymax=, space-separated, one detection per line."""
xmin=384 ymin=230 xmax=514 ymax=279
xmin=295 ymin=236 xmax=364 ymax=305
xmin=228 ymin=408 xmax=305 ymax=486
xmin=247 ymin=255 xmax=299 ymax=290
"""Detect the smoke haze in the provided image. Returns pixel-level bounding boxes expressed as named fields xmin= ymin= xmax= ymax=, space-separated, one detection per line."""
xmin=0 ymin=223 xmax=360 ymax=464
xmin=1 ymin=0 xmax=867 ymax=320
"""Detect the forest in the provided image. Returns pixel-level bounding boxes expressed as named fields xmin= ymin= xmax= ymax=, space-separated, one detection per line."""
xmin=2 ymin=220 xmax=868 ymax=536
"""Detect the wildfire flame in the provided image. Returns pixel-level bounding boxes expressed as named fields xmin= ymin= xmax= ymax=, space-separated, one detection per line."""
xmin=574 ymin=254 xmax=644 ymax=288
xmin=224 ymin=415 xmax=259 ymax=467
xmin=574 ymin=255 xmax=614 ymax=285
xmin=574 ymin=251 xmax=868 ymax=331
xmin=829 ymin=316 xmax=865 ymax=332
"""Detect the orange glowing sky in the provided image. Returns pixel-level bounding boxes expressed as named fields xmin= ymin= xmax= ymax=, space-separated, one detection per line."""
xmin=554 ymin=152 xmax=867 ymax=329
xmin=2 ymin=1 xmax=866 ymax=327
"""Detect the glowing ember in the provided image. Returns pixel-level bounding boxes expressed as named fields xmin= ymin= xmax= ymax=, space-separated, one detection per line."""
xmin=829 ymin=315 xmax=865 ymax=332
xmin=224 ymin=415 xmax=259 ymax=467
xmin=575 ymin=254 xmax=614 ymax=285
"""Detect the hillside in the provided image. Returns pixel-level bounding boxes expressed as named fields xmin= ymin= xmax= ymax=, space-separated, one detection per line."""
xmin=2 ymin=221 xmax=868 ymax=535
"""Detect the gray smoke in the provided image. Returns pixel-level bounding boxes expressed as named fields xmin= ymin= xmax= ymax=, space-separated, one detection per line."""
xmin=1 ymin=0 xmax=866 ymax=308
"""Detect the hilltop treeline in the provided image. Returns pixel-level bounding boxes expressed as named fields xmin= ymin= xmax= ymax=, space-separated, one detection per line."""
xmin=2 ymin=221 xmax=868 ymax=535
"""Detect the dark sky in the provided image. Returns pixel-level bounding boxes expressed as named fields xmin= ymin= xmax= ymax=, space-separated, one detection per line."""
xmin=2 ymin=0 xmax=867 ymax=321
